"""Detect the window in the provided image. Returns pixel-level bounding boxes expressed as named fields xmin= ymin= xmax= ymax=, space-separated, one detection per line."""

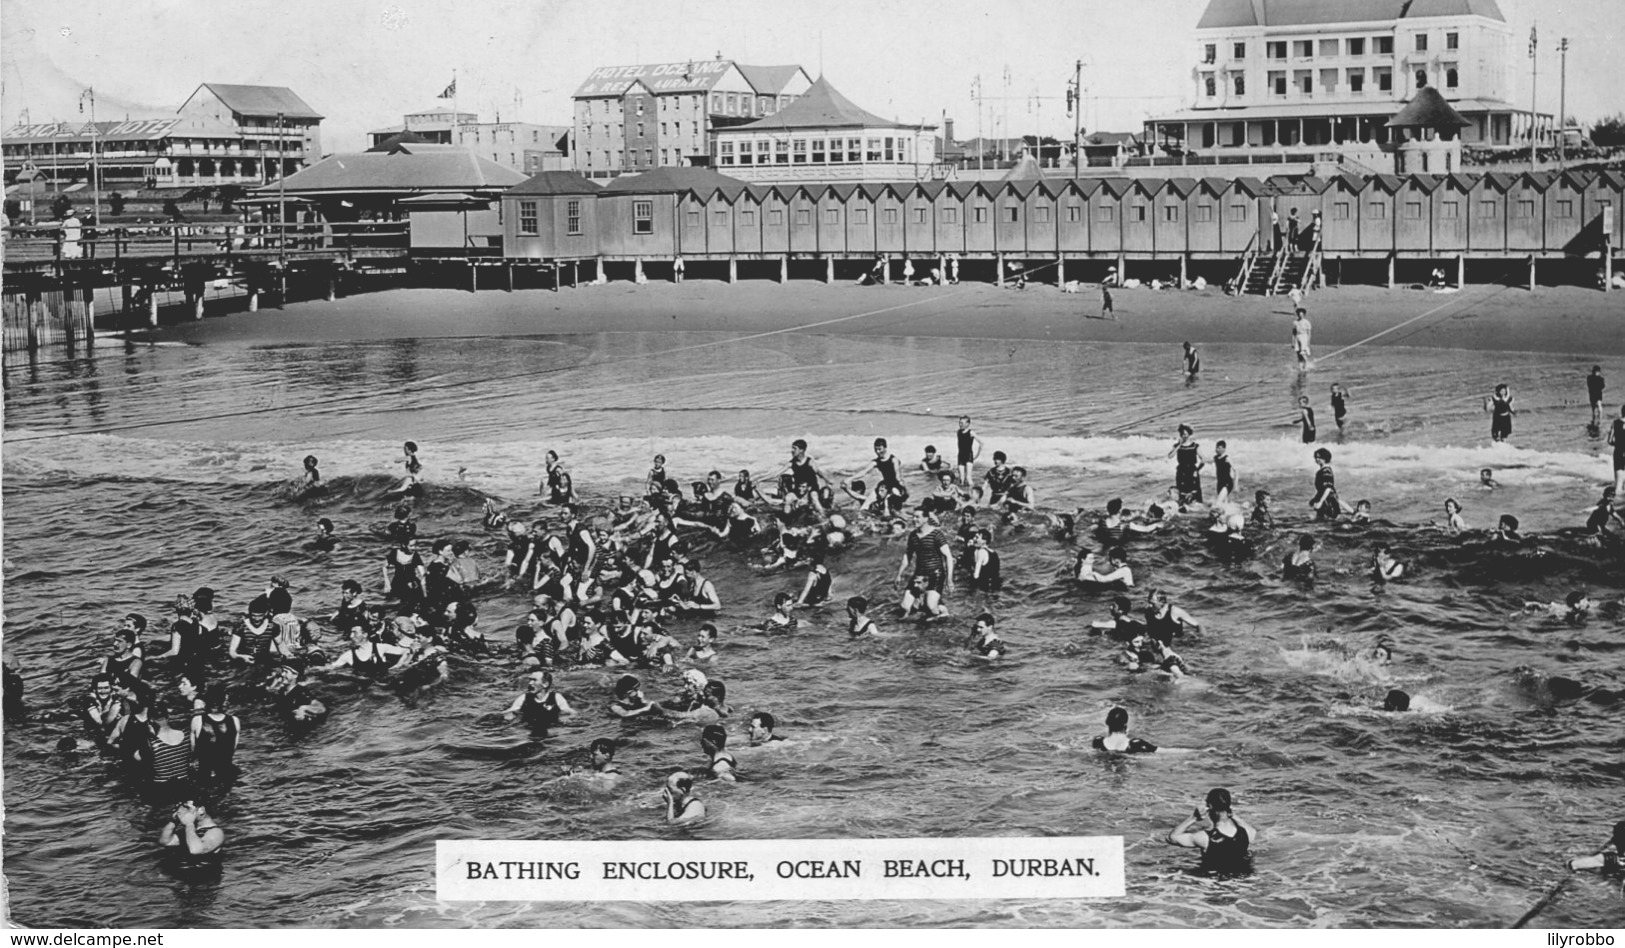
xmin=1348 ymin=37 xmax=1365 ymax=56
xmin=825 ymin=208 xmax=839 ymax=224
xmin=1320 ymin=38 xmax=1338 ymax=57
xmin=566 ymin=200 xmax=581 ymax=235
xmin=660 ymin=122 xmax=667 ymax=136
xmin=770 ymin=209 xmax=783 ymax=225
xmin=848 ymin=138 xmax=862 ymax=162
xmin=885 ymin=137 xmax=895 ymax=161
xmin=1133 ymin=204 xmax=1147 ymax=222
xmin=1367 ymin=201 xmax=1387 ymax=220
xmin=1195 ymin=204 xmax=1213 ymax=222
xmin=1446 ymin=31 xmax=1458 ymax=50
xmin=1229 ymin=203 xmax=1247 ymax=222
xmin=1097 ymin=205 xmax=1116 ymax=223
xmin=776 ymin=139 xmax=789 ymax=164
xmin=854 ymin=208 xmax=869 ymax=224
xmin=1478 ymin=200 xmax=1497 ymax=218
xmin=1376 ymin=68 xmax=1393 ymax=92
xmin=1003 ymin=205 xmax=1019 ymax=223
xmin=633 ymin=200 xmax=653 ymax=234
xmin=1271 ymin=71 xmax=1287 ymax=96
xmin=741 ymin=209 xmax=756 ymax=225
xmin=713 ymin=211 xmax=727 ymax=225
xmin=1034 ymin=206 xmax=1050 ymax=223
xmin=974 ymin=206 xmax=988 ymax=223
xmin=829 ymin=138 xmax=844 ymax=163
xmin=1554 ymin=199 xmax=1573 ymax=218
xmin=1204 ymin=43 xmax=1216 ymax=63
xmin=943 ymin=207 xmax=958 ymax=224
xmin=1163 ymin=205 xmax=1180 ymax=222
xmin=867 ymin=138 xmax=883 ymax=162
xmin=1234 ymin=74 xmax=1246 ymax=96
xmin=795 ymin=208 xmax=810 ymax=225
xmin=1233 ymin=42 xmax=1246 ymax=59
xmin=884 ymin=208 xmax=898 ymax=224
xmin=1415 ymin=33 xmax=1427 ymax=52
xmin=1268 ymin=41 xmax=1287 ymax=59
xmin=719 ymin=141 xmax=734 ymax=165
xmin=738 ymin=143 xmax=752 ymax=165
xmin=1446 ymin=67 xmax=1458 ymax=89
xmin=1376 ymin=36 xmax=1393 ymax=54
xmin=1293 ymin=40 xmax=1313 ymax=58
xmin=686 ymin=210 xmax=700 ymax=226
xmin=712 ymin=94 xmax=722 ymax=112
xmin=1204 ymin=75 xmax=1216 ymax=97
xmin=660 ymin=149 xmax=668 ymax=165
xmin=793 ymin=139 xmax=807 ymax=163
xmin=1300 ymin=72 xmax=1314 ymax=94
xmin=518 ymin=200 xmax=538 ymax=235
xmin=812 ymin=139 xmax=826 ymax=162
xmin=1404 ymin=201 xmax=1422 ymax=219
xmin=1415 ymin=69 xmax=1428 ymax=89
xmin=1348 ymin=69 xmax=1365 ymax=93
xmin=1334 ymin=201 xmax=1350 ymax=219
xmin=1516 ymin=199 xmax=1535 ymax=218
xmin=636 ymin=123 xmax=644 ymax=137
xmin=1441 ymin=201 xmax=1459 ymax=218
xmin=913 ymin=207 xmax=927 ymax=224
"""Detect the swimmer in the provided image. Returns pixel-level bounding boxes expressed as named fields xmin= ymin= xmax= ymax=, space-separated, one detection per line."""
xmin=1297 ymin=395 xmax=1317 ymax=444
xmin=846 ymin=438 xmax=912 ymax=509
xmin=1123 ymin=634 xmax=1186 ymax=678
xmin=393 ymin=441 xmax=423 ymax=494
xmin=920 ymin=444 xmax=951 ymax=477
xmin=265 ymin=664 xmax=327 ymax=724
xmin=1585 ymin=487 xmax=1623 ymax=538
xmin=1252 ymin=489 xmax=1275 ymax=529
xmin=1350 ymin=499 xmax=1372 ymax=524
xmin=541 ymin=450 xmax=575 ymax=506
xmin=1484 ymin=383 xmax=1515 ymax=443
xmin=965 ymin=612 xmax=1006 ymax=660
xmin=159 ymin=801 xmax=225 ymax=857
xmin=1166 ymin=788 xmax=1256 ymax=874
xmin=1282 ymin=534 xmax=1316 ymax=582
xmin=609 ymin=674 xmax=657 ymax=718
xmin=1292 ymin=310 xmax=1312 ymax=371
xmin=1371 ymin=544 xmax=1405 ymax=582
xmin=1212 ymin=441 xmax=1235 ymax=505
xmin=1480 ymin=468 xmax=1500 ymax=490
xmin=483 ymin=498 xmax=509 ymax=530
xmin=302 ymin=454 xmax=321 ymax=489
xmin=1168 ymin=425 xmax=1206 ymax=507
xmin=1309 ymin=447 xmax=1342 ymax=520
xmin=977 ymin=451 xmax=1015 ymax=506
xmin=309 ymin=517 xmax=337 ymax=552
xmin=1381 ymin=689 xmax=1411 ymax=712
xmin=321 ymin=625 xmax=407 ymax=676
xmin=962 ymin=529 xmax=1002 ymax=591
xmin=795 ymin=556 xmax=834 ymax=608
xmin=386 ymin=504 xmax=417 ymax=545
xmin=1586 ymin=366 xmax=1607 ymax=429
xmin=686 ymin=623 xmax=718 ymax=662
xmin=955 ymin=416 xmax=983 ymax=486
xmin=701 ymin=724 xmax=737 ymax=782
xmin=190 ymin=682 xmax=240 ymax=783
xmin=1566 ymin=819 xmax=1625 ymax=874
xmin=779 ymin=439 xmax=835 ymax=515
xmin=1143 ymin=588 xmax=1201 ymax=643
xmin=1182 ymin=341 xmax=1201 ymax=379
xmin=747 ymin=711 xmax=785 ymax=745
xmin=1611 ymin=403 xmax=1625 ymax=495
xmin=646 ymin=455 xmax=668 ymax=498
xmin=1077 ymin=546 xmax=1134 ymax=588
xmin=565 ymin=737 xmax=622 ymax=781
xmin=898 ymin=509 xmax=953 ymax=620
xmin=761 ymin=592 xmax=798 ymax=633
xmin=922 ymin=470 xmax=970 ymax=516
xmin=1092 ymin=707 xmax=1158 ymax=754
xmin=1000 ymin=467 xmax=1036 ymax=518
xmin=1441 ymin=498 xmax=1468 ymax=535
xmin=1493 ymin=513 xmax=1523 ymax=545
xmin=1330 ymin=383 xmax=1350 ymax=433
xmin=846 ymin=595 xmax=880 ymax=639
xmin=1094 ymin=499 xmax=1128 ymax=545
xmin=663 ymin=771 xmax=706 ymax=823
xmin=1522 ymin=590 xmax=1592 ymax=621
xmin=502 ymin=670 xmax=575 ymax=728
xmin=1091 ymin=595 xmax=1145 ymax=641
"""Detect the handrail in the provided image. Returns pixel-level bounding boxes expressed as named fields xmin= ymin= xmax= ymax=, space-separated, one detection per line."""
xmin=1232 ymin=231 xmax=1259 ymax=293
xmin=1264 ymin=248 xmax=1287 ymax=295
xmin=3 ymin=221 xmax=410 ymax=267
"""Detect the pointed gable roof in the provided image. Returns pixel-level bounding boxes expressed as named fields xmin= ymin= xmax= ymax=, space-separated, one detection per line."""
xmin=915 ymin=180 xmax=950 ymax=200
xmin=1070 ymin=178 xmax=1105 ymax=197
xmin=1332 ymin=172 xmax=1366 ymax=193
xmin=1229 ymin=176 xmax=1269 ymax=197
xmin=1371 ymin=174 xmax=1405 ymax=193
xmin=946 ymin=180 xmax=992 ymax=200
xmin=602 ymin=166 xmax=750 ymax=195
xmin=735 ymin=65 xmax=809 ymax=96
xmin=1002 ymin=179 xmax=1042 ymax=199
xmin=1407 ymin=174 xmax=1443 ymax=193
xmin=731 ymin=76 xmax=923 ymax=131
xmin=1159 ymin=177 xmax=1200 ymax=198
xmin=1387 ymin=87 xmax=1471 ymax=129
xmin=1598 ymin=168 xmax=1625 ymax=190
xmin=195 ymin=83 xmax=322 ymax=119
xmin=1198 ymin=176 xmax=1231 ymax=196
xmin=506 ymin=170 xmax=604 ymax=196
xmin=1482 ymin=171 xmax=1519 ymax=192
xmin=1096 ymin=177 xmax=1134 ymax=198
xmin=829 ymin=182 xmax=862 ymax=202
xmin=1443 ymin=172 xmax=1478 ymax=191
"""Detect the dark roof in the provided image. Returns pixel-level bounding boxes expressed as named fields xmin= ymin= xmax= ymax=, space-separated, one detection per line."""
xmin=1409 ymin=174 xmax=1444 ymax=193
xmin=735 ymin=65 xmax=807 ymax=96
xmin=1161 ymin=177 xmax=1200 ymax=198
xmin=1199 ymin=176 xmax=1231 ymax=195
xmin=256 ymin=146 xmax=525 ymax=196
xmin=367 ymin=129 xmax=437 ymax=152
xmin=1387 ymin=87 xmax=1471 ymax=128
xmin=601 ymin=166 xmax=750 ymax=195
xmin=1600 ymin=169 xmax=1625 ymax=190
xmin=829 ymin=182 xmax=861 ymax=202
xmin=917 ymin=180 xmax=949 ymax=200
xmin=1197 ymin=0 xmax=1504 ymax=28
xmin=198 ymin=83 xmax=322 ymax=120
xmin=732 ymin=76 xmax=923 ymax=131
xmin=1097 ymin=177 xmax=1134 ymax=198
xmin=1229 ymin=176 xmax=1268 ymax=197
xmin=506 ymin=171 xmax=604 ymax=197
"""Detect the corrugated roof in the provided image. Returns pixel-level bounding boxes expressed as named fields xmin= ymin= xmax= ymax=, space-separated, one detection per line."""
xmin=601 ymin=166 xmax=750 ymax=195
xmin=200 ymin=83 xmax=322 ymax=119
xmin=1197 ymin=0 xmax=1503 ymax=29
xmin=736 ymin=65 xmax=807 ymax=96
xmin=730 ymin=76 xmax=925 ymax=131
xmin=1387 ymin=87 xmax=1471 ymax=127
xmin=257 ymin=147 xmax=525 ymax=195
xmin=506 ymin=171 xmax=604 ymax=196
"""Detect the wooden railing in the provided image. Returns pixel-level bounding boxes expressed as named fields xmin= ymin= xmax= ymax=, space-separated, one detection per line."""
xmin=2 ymin=220 xmax=410 ymax=267
xmin=1231 ymin=232 xmax=1259 ymax=291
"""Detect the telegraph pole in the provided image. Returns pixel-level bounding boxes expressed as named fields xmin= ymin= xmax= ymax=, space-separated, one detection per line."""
xmin=1528 ymin=24 xmax=1538 ymax=172
xmin=1557 ymin=37 xmax=1569 ymax=171
xmin=80 ymin=87 xmax=100 ymax=226
xmin=277 ymin=110 xmax=287 ymax=260
xmin=1069 ymin=59 xmax=1082 ymax=178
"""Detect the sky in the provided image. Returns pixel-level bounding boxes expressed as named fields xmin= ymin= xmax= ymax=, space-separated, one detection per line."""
xmin=2 ymin=0 xmax=1622 ymax=153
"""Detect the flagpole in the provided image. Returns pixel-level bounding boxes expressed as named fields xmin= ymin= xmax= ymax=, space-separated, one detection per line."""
xmin=452 ymin=68 xmax=459 ymax=146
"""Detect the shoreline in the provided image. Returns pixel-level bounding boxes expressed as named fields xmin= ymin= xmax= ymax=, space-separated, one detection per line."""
xmin=148 ymin=280 xmax=1625 ymax=357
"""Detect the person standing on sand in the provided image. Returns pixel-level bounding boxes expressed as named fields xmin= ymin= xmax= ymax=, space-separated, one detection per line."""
xmin=1586 ymin=366 xmax=1605 ymax=429
xmin=1292 ymin=310 xmax=1312 ymax=371
xmin=1609 ymin=403 xmax=1625 ymax=495
xmin=1101 ymin=283 xmax=1115 ymax=320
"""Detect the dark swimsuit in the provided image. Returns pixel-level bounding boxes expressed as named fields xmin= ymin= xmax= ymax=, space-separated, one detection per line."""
xmin=1214 ymin=457 xmax=1233 ymax=495
xmin=1143 ymin=606 xmax=1183 ymax=648
xmin=193 ymin=713 xmax=237 ymax=781
xmin=1201 ymin=824 xmax=1252 ymax=874
xmin=957 ymin=429 xmax=976 ymax=465
xmin=708 ymin=751 xmax=737 ymax=778
xmin=1490 ymin=395 xmax=1513 ymax=440
xmin=1175 ymin=443 xmax=1203 ymax=503
xmin=1314 ymin=466 xmax=1341 ymax=519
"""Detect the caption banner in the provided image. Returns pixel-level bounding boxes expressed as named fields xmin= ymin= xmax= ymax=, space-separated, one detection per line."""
xmin=438 ymin=836 xmax=1124 ymax=901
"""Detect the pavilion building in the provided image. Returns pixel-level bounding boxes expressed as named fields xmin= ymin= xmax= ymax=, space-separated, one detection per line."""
xmin=709 ymin=77 xmax=938 ymax=183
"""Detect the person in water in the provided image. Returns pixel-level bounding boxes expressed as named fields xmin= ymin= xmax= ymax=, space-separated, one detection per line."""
xmin=846 ymin=595 xmax=880 ymax=639
xmin=1251 ymin=489 xmax=1275 ymax=529
xmin=159 ymin=800 xmax=225 ymax=857
xmin=609 ymin=674 xmax=657 ymax=719
xmin=1381 ymin=689 xmax=1412 ymax=712
xmin=700 ymin=724 xmax=737 ymax=782
xmin=302 ymin=454 xmax=321 ymax=490
xmin=1309 ymin=447 xmax=1342 ymax=521
xmin=1296 ymin=395 xmax=1317 ymax=444
xmin=394 ymin=441 xmax=423 ymax=494
xmin=686 ymin=623 xmax=718 ymax=662
xmin=1092 ymin=707 xmax=1158 ymax=754
xmin=1211 ymin=441 xmax=1236 ymax=505
xmin=189 ymin=682 xmax=240 ymax=784
xmin=1480 ymin=468 xmax=1500 ymax=490
xmin=965 ymin=612 xmax=1006 ymax=660
xmin=1168 ymin=425 xmax=1206 ymax=507
xmin=1091 ymin=595 xmax=1145 ymax=641
xmin=1076 ymin=546 xmax=1134 ymax=588
xmin=1166 ymin=787 xmax=1256 ymax=874
xmin=502 ymin=670 xmax=576 ymax=728
xmin=955 ymin=415 xmax=983 ymax=487
xmin=1441 ymin=498 xmax=1468 ymax=535
xmin=1371 ymin=544 xmax=1405 ymax=582
xmin=1522 ymin=590 xmax=1593 ymax=621
xmin=1566 ymin=820 xmax=1625 ymax=875
xmin=663 ymin=771 xmax=705 ymax=823
xmin=898 ymin=509 xmax=954 ymax=621
xmin=1282 ymin=534 xmax=1317 ymax=582
xmin=1330 ymin=383 xmax=1350 ymax=433
xmin=747 ymin=711 xmax=785 ymax=745
xmin=1182 ymin=341 xmax=1201 ymax=379
xmin=1484 ymin=383 xmax=1515 ymax=443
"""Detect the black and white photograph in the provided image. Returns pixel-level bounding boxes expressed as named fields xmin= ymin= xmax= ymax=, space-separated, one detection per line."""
xmin=2 ymin=0 xmax=1623 ymax=931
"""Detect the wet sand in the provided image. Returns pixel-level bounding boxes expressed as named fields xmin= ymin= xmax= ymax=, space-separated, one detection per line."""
xmin=156 ymin=280 xmax=1625 ymax=357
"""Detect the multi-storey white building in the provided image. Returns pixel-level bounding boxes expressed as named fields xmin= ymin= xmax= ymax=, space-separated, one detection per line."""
xmin=368 ymin=107 xmax=570 ymax=175
xmin=1144 ymin=0 xmax=1546 ymax=162
xmin=570 ymin=59 xmax=812 ymax=178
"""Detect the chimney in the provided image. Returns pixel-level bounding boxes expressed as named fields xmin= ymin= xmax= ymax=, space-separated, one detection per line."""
xmin=944 ymin=117 xmax=956 ymax=144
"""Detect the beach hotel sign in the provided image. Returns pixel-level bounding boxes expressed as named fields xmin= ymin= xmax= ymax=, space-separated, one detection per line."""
xmin=5 ymin=119 xmax=184 ymax=142
xmin=574 ymin=60 xmax=734 ymax=98
xmin=438 ymin=836 xmax=1125 ymax=901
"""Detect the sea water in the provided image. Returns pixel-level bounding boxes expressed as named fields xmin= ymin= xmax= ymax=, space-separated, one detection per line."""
xmin=2 ymin=325 xmax=1621 ymax=928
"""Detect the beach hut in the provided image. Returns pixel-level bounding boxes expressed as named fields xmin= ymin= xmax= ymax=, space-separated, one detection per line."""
xmin=1090 ymin=177 xmax=1132 ymax=254
xmin=729 ymin=184 xmax=764 ymax=256
xmin=873 ymin=184 xmax=907 ymax=254
xmin=1358 ymin=174 xmax=1401 ymax=254
xmin=1153 ymin=178 xmax=1196 ymax=255
xmin=1056 ymin=178 xmax=1095 ymax=254
xmin=1506 ymin=172 xmax=1549 ymax=252
xmin=1121 ymin=180 xmax=1155 ymax=254
xmin=1186 ymin=178 xmax=1226 ymax=255
xmin=930 ymin=180 xmax=966 ymax=254
xmin=814 ymin=185 xmax=846 ymax=254
xmin=1316 ymin=174 xmax=1363 ymax=253
xmin=600 ymin=167 xmax=747 ymax=259
xmin=1543 ymin=170 xmax=1588 ymax=254
xmin=1580 ymin=170 xmax=1623 ymax=258
xmin=702 ymin=185 xmax=737 ymax=256
xmin=952 ymin=181 xmax=996 ymax=255
xmin=1219 ymin=177 xmax=1267 ymax=254
xmin=1430 ymin=173 xmax=1474 ymax=254
xmin=500 ymin=170 xmax=602 ymax=260
xmin=994 ymin=180 xmax=1035 ymax=254
xmin=1270 ymin=175 xmax=1322 ymax=253
xmin=836 ymin=183 xmax=874 ymax=255
xmin=787 ymin=185 xmax=820 ymax=254
xmin=1395 ymin=175 xmax=1438 ymax=253
xmin=1467 ymin=172 xmax=1512 ymax=253
xmin=676 ymin=192 xmax=707 ymax=255
xmin=754 ymin=185 xmax=791 ymax=254
xmin=905 ymin=182 xmax=940 ymax=254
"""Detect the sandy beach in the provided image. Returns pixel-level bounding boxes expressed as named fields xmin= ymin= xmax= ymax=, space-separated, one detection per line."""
xmin=151 ymin=279 xmax=1625 ymax=357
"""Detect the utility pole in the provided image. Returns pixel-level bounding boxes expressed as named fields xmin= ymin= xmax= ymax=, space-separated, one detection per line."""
xmin=1068 ymin=59 xmax=1082 ymax=178
xmin=974 ymin=75 xmax=984 ymax=171
xmin=1002 ymin=66 xmax=1011 ymax=162
xmin=80 ymin=87 xmax=100 ymax=226
xmin=1528 ymin=23 xmax=1538 ymax=172
xmin=277 ymin=110 xmax=287 ymax=262
xmin=1558 ymin=37 xmax=1569 ymax=171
